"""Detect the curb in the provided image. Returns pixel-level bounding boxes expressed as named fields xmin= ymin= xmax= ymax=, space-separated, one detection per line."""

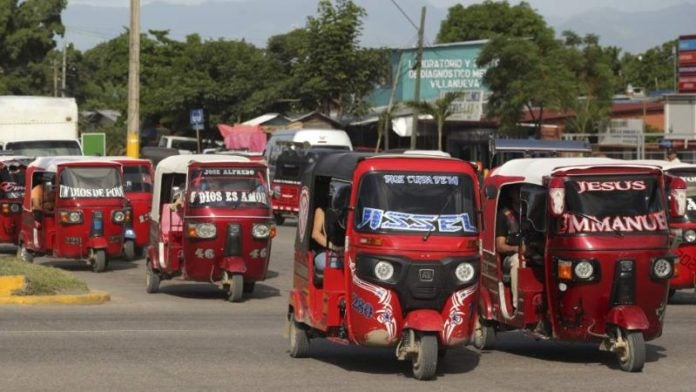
xmin=0 ymin=290 xmax=111 ymax=305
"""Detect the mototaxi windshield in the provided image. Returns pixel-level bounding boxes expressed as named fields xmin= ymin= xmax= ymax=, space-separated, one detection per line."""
xmin=187 ymin=167 xmax=269 ymax=209
xmin=355 ymin=171 xmax=477 ymax=236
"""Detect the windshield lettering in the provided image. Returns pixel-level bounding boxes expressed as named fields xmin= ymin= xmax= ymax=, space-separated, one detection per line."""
xmin=201 ymin=168 xmax=256 ymax=176
xmin=576 ymin=180 xmax=646 ymax=193
xmin=358 ymin=207 xmax=476 ymax=233
xmin=382 ymin=174 xmax=459 ymax=185
xmin=559 ymin=210 xmax=668 ymax=234
xmin=189 ymin=190 xmax=267 ymax=205
xmin=59 ymin=185 xmax=124 ymax=198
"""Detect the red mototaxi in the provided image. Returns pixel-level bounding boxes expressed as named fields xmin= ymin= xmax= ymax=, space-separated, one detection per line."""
xmin=0 ymin=156 xmax=30 ymax=244
xmin=637 ymin=160 xmax=696 ymax=296
xmin=478 ymin=157 xmax=685 ymax=372
xmin=108 ymin=157 xmax=154 ymax=260
xmin=18 ymin=157 xmax=128 ymax=272
xmin=145 ymin=155 xmax=274 ymax=302
xmin=288 ymin=152 xmax=481 ymax=380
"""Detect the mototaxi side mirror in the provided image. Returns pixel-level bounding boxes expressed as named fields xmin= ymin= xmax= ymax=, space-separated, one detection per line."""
xmin=548 ymin=177 xmax=565 ymax=217
xmin=483 ymin=184 xmax=497 ymax=200
xmin=44 ymin=181 xmax=54 ymax=193
xmin=668 ymin=175 xmax=687 ymax=218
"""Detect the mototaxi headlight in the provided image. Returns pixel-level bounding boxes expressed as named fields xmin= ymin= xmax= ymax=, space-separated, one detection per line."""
xmin=113 ymin=210 xmax=126 ymax=223
xmin=252 ymin=223 xmax=271 ymax=239
xmin=573 ymin=260 xmax=594 ymax=280
xmin=652 ymin=258 xmax=673 ymax=279
xmin=455 ymin=262 xmax=476 ymax=284
xmin=9 ymin=203 xmax=20 ymax=213
xmin=69 ymin=211 xmax=82 ymax=223
xmin=189 ymin=223 xmax=217 ymax=239
xmin=684 ymin=229 xmax=696 ymax=244
xmin=374 ymin=261 xmax=395 ymax=281
xmin=272 ymin=185 xmax=281 ymax=198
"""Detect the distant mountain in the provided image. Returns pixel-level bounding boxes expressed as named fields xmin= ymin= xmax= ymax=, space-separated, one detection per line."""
xmin=553 ymin=3 xmax=696 ymax=53
xmin=63 ymin=0 xmax=694 ymax=54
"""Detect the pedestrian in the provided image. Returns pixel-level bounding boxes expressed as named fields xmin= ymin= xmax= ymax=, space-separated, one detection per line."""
xmin=667 ymin=149 xmax=681 ymax=162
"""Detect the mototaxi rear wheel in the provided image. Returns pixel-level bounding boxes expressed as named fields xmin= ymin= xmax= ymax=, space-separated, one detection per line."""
xmin=412 ymin=333 xmax=438 ymax=381
xmin=145 ymin=261 xmax=160 ymax=294
xmin=288 ymin=314 xmax=310 ymax=358
xmin=617 ymin=329 xmax=645 ymax=372
xmin=472 ymin=317 xmax=496 ymax=350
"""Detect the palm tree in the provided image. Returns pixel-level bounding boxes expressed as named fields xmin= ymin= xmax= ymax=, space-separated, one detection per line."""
xmin=406 ymin=92 xmax=463 ymax=151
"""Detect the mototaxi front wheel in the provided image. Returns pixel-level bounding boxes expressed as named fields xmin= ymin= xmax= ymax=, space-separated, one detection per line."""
xmin=412 ymin=333 xmax=438 ymax=381
xmin=226 ymin=274 xmax=244 ymax=302
xmin=92 ymin=249 xmax=107 ymax=273
xmin=123 ymin=240 xmax=136 ymax=261
xmin=617 ymin=329 xmax=645 ymax=372
xmin=17 ymin=242 xmax=33 ymax=263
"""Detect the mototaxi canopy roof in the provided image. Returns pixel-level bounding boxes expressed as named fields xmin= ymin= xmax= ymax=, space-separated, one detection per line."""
xmin=491 ymin=158 xmax=663 ymax=186
xmin=28 ymin=156 xmax=122 ymax=173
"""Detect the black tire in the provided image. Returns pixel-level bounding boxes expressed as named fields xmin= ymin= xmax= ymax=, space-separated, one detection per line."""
xmin=274 ymin=213 xmax=285 ymax=225
xmin=17 ymin=242 xmax=33 ymax=263
xmin=227 ymin=274 xmax=244 ymax=302
xmin=472 ymin=317 xmax=496 ymax=350
xmin=92 ymin=249 xmax=107 ymax=273
xmin=146 ymin=262 xmax=160 ymax=294
xmin=243 ymin=281 xmax=256 ymax=293
xmin=288 ymin=315 xmax=310 ymax=358
xmin=123 ymin=240 xmax=136 ymax=261
xmin=412 ymin=333 xmax=438 ymax=381
xmin=617 ymin=329 xmax=646 ymax=372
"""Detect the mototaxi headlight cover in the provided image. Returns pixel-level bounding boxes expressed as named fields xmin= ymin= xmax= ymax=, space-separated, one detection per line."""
xmin=252 ymin=223 xmax=271 ymax=239
xmin=573 ymin=260 xmax=594 ymax=280
xmin=684 ymin=229 xmax=696 ymax=243
xmin=188 ymin=222 xmax=217 ymax=239
xmin=454 ymin=262 xmax=476 ymax=284
xmin=113 ymin=210 xmax=126 ymax=223
xmin=651 ymin=257 xmax=674 ymax=280
xmin=374 ymin=260 xmax=395 ymax=281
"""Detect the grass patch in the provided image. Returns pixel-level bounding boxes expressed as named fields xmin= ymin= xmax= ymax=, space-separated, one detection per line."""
xmin=0 ymin=256 xmax=89 ymax=296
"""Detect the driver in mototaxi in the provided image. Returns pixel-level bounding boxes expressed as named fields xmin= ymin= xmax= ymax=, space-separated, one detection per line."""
xmin=496 ymin=185 xmax=523 ymax=311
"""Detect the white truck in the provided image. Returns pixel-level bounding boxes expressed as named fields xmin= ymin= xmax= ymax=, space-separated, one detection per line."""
xmin=0 ymin=96 xmax=82 ymax=156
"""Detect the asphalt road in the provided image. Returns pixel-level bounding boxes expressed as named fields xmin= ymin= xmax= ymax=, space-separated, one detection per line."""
xmin=2 ymin=223 xmax=696 ymax=392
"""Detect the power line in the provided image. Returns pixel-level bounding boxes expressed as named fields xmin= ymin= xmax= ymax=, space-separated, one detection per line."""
xmin=387 ymin=0 xmax=419 ymax=32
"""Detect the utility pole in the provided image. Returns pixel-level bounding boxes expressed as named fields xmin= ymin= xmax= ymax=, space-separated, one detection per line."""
xmin=61 ymin=41 xmax=67 ymax=97
xmin=52 ymin=58 xmax=58 ymax=97
xmin=384 ymin=52 xmax=404 ymax=151
xmin=410 ymin=6 xmax=426 ymax=150
xmin=126 ymin=0 xmax=141 ymax=158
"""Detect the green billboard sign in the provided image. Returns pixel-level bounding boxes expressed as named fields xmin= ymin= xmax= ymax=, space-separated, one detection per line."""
xmin=81 ymin=132 xmax=106 ymax=156
xmin=371 ymin=40 xmax=490 ymax=121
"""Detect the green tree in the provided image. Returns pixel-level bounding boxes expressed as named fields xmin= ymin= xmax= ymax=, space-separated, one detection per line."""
xmin=478 ymin=35 xmax=575 ymax=135
xmin=406 ymin=92 xmax=463 ymax=151
xmin=297 ymin=0 xmax=388 ymax=117
xmin=561 ymin=32 xmax=616 ymax=133
xmin=620 ymin=40 xmax=677 ymax=94
xmin=437 ymin=1 xmax=553 ymax=44
xmin=0 ymin=0 xmax=67 ymax=94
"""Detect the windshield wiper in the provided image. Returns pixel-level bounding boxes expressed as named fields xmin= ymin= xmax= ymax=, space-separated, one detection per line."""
xmin=422 ymin=187 xmax=460 ymax=242
xmin=566 ymin=210 xmax=624 ymax=237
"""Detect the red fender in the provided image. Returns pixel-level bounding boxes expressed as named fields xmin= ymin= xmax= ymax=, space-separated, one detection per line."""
xmin=88 ymin=236 xmax=108 ymax=249
xmin=478 ymin=284 xmax=494 ymax=320
xmin=606 ymin=305 xmax=650 ymax=331
xmin=288 ymin=288 xmax=306 ymax=322
xmin=403 ymin=309 xmax=444 ymax=332
xmin=220 ymin=256 xmax=247 ymax=274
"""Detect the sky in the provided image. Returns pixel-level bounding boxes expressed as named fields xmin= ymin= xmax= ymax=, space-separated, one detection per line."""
xmin=68 ymin=0 xmax=696 ymax=16
xmin=62 ymin=0 xmax=696 ymax=53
